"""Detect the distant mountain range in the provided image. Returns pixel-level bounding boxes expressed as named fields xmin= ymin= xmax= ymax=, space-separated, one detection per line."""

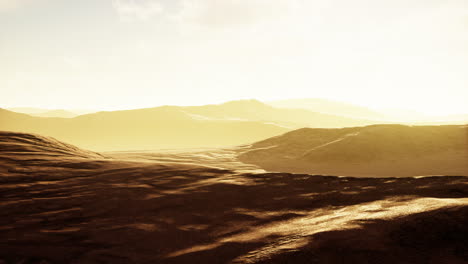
xmin=0 ymin=100 xmax=385 ymax=151
xmin=3 ymin=99 xmax=467 ymax=151
xmin=239 ymin=124 xmax=468 ymax=177
xmin=7 ymin=107 xmax=94 ymax=118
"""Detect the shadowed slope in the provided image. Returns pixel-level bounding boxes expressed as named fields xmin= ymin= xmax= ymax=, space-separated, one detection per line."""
xmin=0 ymin=131 xmax=103 ymax=159
xmin=0 ymin=131 xmax=467 ymax=263
xmin=0 ymin=131 xmax=107 ymax=179
xmin=239 ymin=124 xmax=468 ymax=177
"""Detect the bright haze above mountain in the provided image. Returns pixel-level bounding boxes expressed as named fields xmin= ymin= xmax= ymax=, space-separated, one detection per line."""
xmin=1 ymin=0 xmax=467 ymax=116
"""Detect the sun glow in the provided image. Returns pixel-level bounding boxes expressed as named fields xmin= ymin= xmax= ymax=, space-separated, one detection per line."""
xmin=1 ymin=0 xmax=467 ymax=117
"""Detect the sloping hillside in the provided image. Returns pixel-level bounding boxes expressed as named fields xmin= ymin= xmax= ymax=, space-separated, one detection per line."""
xmin=0 ymin=131 xmax=467 ymax=264
xmin=0 ymin=131 xmax=103 ymax=159
xmin=239 ymin=125 xmax=468 ymax=177
xmin=0 ymin=131 xmax=106 ymax=177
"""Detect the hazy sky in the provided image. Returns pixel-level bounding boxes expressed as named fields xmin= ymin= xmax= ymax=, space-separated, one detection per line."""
xmin=1 ymin=0 xmax=467 ymax=115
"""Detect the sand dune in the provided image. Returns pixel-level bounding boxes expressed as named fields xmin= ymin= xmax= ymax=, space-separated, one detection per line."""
xmin=1 ymin=100 xmax=383 ymax=151
xmin=0 ymin=131 xmax=103 ymax=159
xmin=239 ymin=124 xmax=468 ymax=177
xmin=0 ymin=131 xmax=467 ymax=263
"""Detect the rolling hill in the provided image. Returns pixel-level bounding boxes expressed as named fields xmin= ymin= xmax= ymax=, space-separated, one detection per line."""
xmin=0 ymin=107 xmax=287 ymax=151
xmin=239 ymin=124 xmax=468 ymax=177
xmin=1 ymin=100 xmax=381 ymax=151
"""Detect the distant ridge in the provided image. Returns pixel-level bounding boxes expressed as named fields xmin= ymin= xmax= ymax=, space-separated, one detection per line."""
xmin=7 ymin=107 xmax=92 ymax=118
xmin=269 ymin=98 xmax=387 ymax=120
xmin=35 ymin=109 xmax=77 ymax=118
xmin=0 ymin=100 xmax=381 ymax=151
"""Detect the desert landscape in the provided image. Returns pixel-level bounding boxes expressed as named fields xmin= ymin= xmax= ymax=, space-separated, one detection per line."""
xmin=0 ymin=125 xmax=467 ymax=263
xmin=2 ymin=0 xmax=468 ymax=263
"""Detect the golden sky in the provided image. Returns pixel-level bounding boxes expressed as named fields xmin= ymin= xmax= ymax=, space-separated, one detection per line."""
xmin=1 ymin=0 xmax=467 ymax=115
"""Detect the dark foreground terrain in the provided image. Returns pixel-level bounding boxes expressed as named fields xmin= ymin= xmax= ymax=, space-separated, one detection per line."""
xmin=1 ymin=131 xmax=467 ymax=263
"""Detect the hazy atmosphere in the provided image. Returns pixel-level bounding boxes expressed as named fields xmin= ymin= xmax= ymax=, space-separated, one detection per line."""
xmin=1 ymin=0 xmax=468 ymax=115
xmin=1 ymin=1 xmax=467 ymax=264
